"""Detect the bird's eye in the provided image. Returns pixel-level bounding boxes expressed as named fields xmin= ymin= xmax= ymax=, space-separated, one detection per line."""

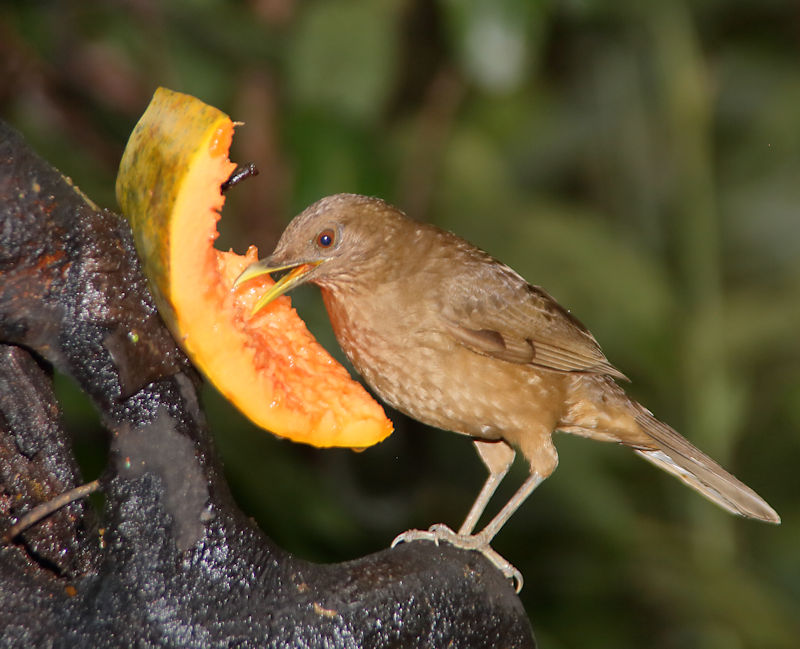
xmin=316 ymin=228 xmax=335 ymax=249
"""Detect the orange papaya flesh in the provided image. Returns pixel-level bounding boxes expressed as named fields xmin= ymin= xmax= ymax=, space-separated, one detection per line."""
xmin=115 ymin=88 xmax=392 ymax=448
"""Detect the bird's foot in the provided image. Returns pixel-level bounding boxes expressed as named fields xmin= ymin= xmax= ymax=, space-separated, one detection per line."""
xmin=391 ymin=524 xmax=523 ymax=593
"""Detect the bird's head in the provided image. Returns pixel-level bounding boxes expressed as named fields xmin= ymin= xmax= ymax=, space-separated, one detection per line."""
xmin=234 ymin=193 xmax=409 ymax=314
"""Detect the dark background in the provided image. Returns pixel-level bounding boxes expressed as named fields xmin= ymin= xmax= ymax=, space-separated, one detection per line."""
xmin=1 ymin=1 xmax=798 ymax=646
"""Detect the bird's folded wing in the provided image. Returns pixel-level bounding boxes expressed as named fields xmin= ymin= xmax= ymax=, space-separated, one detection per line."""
xmin=440 ymin=279 xmax=627 ymax=381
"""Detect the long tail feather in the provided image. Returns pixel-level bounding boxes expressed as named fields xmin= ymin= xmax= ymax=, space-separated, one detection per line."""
xmin=633 ymin=408 xmax=780 ymax=524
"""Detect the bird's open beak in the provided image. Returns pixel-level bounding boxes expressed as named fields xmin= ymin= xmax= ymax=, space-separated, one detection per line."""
xmin=233 ymin=258 xmax=323 ymax=315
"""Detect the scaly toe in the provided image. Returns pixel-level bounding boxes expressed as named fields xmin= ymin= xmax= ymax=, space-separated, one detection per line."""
xmin=391 ymin=528 xmax=442 ymax=548
xmin=391 ymin=524 xmax=462 ymax=549
xmin=390 ymin=525 xmax=524 ymax=592
xmin=478 ymin=545 xmax=524 ymax=593
xmin=425 ymin=523 xmax=484 ymax=550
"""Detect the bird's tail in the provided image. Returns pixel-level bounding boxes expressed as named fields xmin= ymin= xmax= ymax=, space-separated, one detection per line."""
xmin=631 ymin=406 xmax=780 ymax=523
xmin=563 ymin=376 xmax=780 ymax=524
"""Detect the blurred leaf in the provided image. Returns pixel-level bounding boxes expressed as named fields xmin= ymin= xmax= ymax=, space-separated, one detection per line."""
xmin=441 ymin=0 xmax=547 ymax=93
xmin=434 ymin=122 xmax=516 ymax=223
xmin=285 ymin=108 xmax=391 ymax=210
xmin=287 ymin=0 xmax=400 ymax=122
xmin=717 ymin=50 xmax=800 ymax=280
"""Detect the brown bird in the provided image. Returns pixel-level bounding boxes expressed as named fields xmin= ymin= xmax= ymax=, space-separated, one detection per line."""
xmin=235 ymin=193 xmax=780 ymax=590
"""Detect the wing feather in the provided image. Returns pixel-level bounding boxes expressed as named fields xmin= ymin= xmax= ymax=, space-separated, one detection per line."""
xmin=438 ymin=251 xmax=627 ymax=380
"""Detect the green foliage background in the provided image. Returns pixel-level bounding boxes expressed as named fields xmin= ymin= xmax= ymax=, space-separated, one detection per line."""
xmin=2 ymin=1 xmax=798 ymax=646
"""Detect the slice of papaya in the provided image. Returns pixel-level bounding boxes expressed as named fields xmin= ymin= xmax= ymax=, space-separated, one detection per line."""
xmin=115 ymin=87 xmax=392 ymax=448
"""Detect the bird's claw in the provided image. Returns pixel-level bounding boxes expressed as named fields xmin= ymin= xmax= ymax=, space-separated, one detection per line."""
xmin=391 ymin=524 xmax=524 ymax=593
xmin=477 ymin=545 xmax=524 ymax=593
xmin=390 ymin=524 xmax=452 ymax=548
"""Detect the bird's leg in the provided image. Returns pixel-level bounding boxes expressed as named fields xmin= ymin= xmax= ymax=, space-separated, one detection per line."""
xmin=425 ymin=471 xmax=543 ymax=592
xmin=465 ymin=471 xmax=544 ymax=546
xmin=392 ymin=440 xmax=539 ymax=592
xmin=391 ymin=440 xmax=513 ymax=549
xmin=457 ymin=440 xmax=516 ymax=535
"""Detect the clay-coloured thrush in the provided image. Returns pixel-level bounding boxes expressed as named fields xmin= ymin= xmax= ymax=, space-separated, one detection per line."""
xmin=235 ymin=193 xmax=780 ymax=589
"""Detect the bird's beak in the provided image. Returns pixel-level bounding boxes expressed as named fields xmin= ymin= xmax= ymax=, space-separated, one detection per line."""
xmin=233 ymin=258 xmax=323 ymax=315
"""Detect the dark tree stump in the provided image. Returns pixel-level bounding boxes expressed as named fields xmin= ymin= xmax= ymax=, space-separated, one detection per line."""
xmin=0 ymin=121 xmax=535 ymax=648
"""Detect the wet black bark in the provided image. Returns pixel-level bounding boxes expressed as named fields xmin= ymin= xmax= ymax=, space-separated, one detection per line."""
xmin=0 ymin=121 xmax=535 ymax=648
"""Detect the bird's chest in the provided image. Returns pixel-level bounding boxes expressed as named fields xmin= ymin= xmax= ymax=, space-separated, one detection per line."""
xmin=321 ymin=285 xmax=422 ymax=395
xmin=320 ymin=286 xmax=566 ymax=441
